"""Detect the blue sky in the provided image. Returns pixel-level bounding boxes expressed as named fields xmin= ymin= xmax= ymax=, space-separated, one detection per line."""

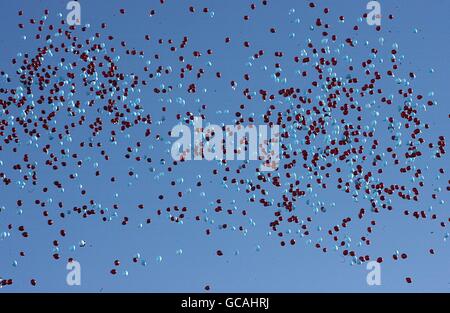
xmin=0 ymin=0 xmax=448 ymax=292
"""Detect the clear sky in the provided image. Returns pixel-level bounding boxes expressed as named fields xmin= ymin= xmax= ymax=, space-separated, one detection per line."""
xmin=0 ymin=0 xmax=448 ymax=292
